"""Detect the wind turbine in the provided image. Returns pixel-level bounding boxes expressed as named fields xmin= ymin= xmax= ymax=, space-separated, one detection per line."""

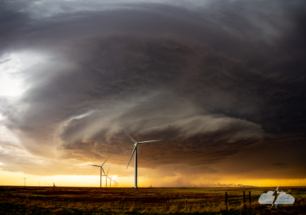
xmin=91 ymin=158 xmax=108 ymax=187
xmin=103 ymin=169 xmax=110 ymax=187
xmin=121 ymin=126 xmax=161 ymax=188
xmin=108 ymin=175 xmax=114 ymax=187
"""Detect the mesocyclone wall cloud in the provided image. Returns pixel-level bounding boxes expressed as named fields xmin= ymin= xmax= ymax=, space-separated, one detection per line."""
xmin=0 ymin=0 xmax=305 ymax=187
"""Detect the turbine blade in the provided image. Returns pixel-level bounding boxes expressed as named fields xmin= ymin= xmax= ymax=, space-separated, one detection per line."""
xmin=127 ymin=144 xmax=137 ymax=170
xmin=101 ymin=167 xmax=105 ymax=175
xmin=120 ymin=125 xmax=137 ymax=144
xmin=137 ymin=140 xmax=162 ymax=144
xmin=101 ymin=157 xmax=109 ymax=167
xmin=92 ymin=165 xmax=101 ymax=167
xmin=107 ymin=169 xmax=109 ymax=175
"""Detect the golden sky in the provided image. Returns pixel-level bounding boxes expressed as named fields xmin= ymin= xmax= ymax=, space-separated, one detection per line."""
xmin=0 ymin=0 xmax=306 ymax=188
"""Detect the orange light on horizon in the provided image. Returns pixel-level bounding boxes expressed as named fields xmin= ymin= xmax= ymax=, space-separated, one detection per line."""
xmin=0 ymin=170 xmax=305 ymax=188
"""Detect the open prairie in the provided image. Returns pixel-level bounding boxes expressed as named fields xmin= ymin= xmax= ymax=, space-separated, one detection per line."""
xmin=0 ymin=186 xmax=305 ymax=214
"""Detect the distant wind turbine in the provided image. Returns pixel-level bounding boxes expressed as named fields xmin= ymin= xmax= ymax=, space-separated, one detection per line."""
xmin=91 ymin=158 xmax=108 ymax=187
xmin=121 ymin=125 xmax=161 ymax=188
xmin=108 ymin=175 xmax=114 ymax=187
xmin=103 ymin=169 xmax=110 ymax=187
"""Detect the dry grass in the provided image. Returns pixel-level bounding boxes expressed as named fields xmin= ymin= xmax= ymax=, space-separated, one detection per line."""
xmin=0 ymin=186 xmax=305 ymax=214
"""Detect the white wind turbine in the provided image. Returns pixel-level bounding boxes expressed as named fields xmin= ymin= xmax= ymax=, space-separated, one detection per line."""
xmin=91 ymin=158 xmax=108 ymax=188
xmin=108 ymin=175 xmax=114 ymax=187
xmin=103 ymin=169 xmax=110 ymax=187
xmin=121 ymin=126 xmax=161 ymax=188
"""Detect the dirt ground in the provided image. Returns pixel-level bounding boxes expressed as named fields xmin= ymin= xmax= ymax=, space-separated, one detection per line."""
xmin=0 ymin=186 xmax=305 ymax=214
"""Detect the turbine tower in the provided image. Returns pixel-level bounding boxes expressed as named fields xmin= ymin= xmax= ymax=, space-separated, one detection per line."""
xmin=121 ymin=126 xmax=161 ymax=188
xmin=92 ymin=158 xmax=108 ymax=187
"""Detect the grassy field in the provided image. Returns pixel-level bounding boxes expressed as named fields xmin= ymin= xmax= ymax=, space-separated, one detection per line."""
xmin=0 ymin=186 xmax=305 ymax=214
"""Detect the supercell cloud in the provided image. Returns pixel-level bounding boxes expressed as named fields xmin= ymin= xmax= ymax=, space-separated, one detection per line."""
xmin=0 ymin=0 xmax=306 ymax=184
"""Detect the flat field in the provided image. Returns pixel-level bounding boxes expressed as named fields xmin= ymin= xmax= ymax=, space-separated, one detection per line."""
xmin=0 ymin=186 xmax=305 ymax=214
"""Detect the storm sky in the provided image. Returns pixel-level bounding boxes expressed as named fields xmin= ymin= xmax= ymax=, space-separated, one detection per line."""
xmin=0 ymin=0 xmax=306 ymax=187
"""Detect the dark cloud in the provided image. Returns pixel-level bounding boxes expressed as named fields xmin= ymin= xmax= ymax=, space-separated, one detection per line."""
xmin=0 ymin=0 xmax=306 ymax=180
xmin=272 ymin=162 xmax=288 ymax=168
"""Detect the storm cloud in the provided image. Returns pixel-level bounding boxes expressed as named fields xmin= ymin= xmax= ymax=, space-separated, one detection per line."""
xmin=0 ymin=0 xmax=306 ymax=182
